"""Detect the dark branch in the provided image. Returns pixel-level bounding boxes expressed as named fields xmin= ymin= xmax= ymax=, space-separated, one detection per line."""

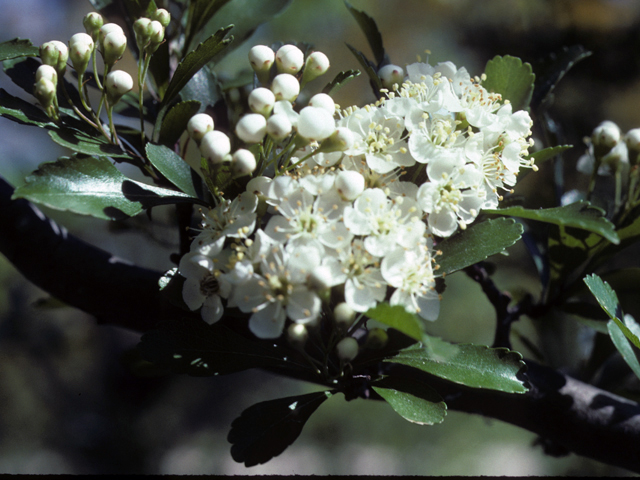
xmin=2 ymin=176 xmax=640 ymax=473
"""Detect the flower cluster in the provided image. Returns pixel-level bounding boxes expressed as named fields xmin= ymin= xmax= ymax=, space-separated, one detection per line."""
xmin=179 ymin=49 xmax=536 ymax=340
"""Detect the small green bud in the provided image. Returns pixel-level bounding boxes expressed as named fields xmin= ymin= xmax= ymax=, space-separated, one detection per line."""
xmin=98 ymin=23 xmax=124 ymax=48
xmin=364 ymin=328 xmax=388 ymax=349
xmin=133 ymin=17 xmax=152 ymax=52
xmin=40 ymin=41 xmax=68 ymax=74
xmin=83 ymin=12 xmax=104 ymax=42
xmin=334 ymin=302 xmax=356 ymax=330
xmin=102 ymin=30 xmax=127 ymax=67
xmin=33 ymin=77 xmax=58 ymax=120
xmin=35 ymin=64 xmax=58 ymax=86
xmin=145 ymin=20 xmax=165 ymax=54
xmin=153 ymin=8 xmax=171 ymax=28
xmin=302 ymin=51 xmax=330 ymax=85
xmin=335 ymin=336 xmax=359 ymax=362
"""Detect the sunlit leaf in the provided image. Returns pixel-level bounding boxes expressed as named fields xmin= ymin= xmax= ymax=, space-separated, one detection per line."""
xmin=372 ymin=376 xmax=446 ymax=425
xmin=228 ymin=391 xmax=333 ymax=467
xmin=526 ymin=144 xmax=572 ymax=166
xmin=482 ymin=55 xmax=535 ymax=111
xmin=322 ymin=69 xmax=361 ymax=96
xmin=48 ymin=129 xmax=131 ymax=159
xmin=385 ymin=335 xmax=528 ymax=393
xmin=145 ymin=143 xmax=200 ymax=198
xmin=436 ymin=218 xmax=523 ymax=274
xmin=365 ymin=303 xmax=423 ymax=341
xmin=608 ymin=318 xmax=640 ymax=381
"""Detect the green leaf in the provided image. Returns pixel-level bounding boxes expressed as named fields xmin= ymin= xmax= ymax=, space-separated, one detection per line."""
xmin=526 ymin=144 xmax=572 ymax=166
xmin=0 ymin=88 xmax=57 ymax=128
xmin=138 ymin=317 xmax=312 ymax=377
xmin=344 ymin=1 xmax=386 ymax=66
xmin=162 ymin=26 xmax=233 ymax=106
xmin=436 ymin=218 xmax=523 ymax=274
xmin=608 ymin=318 xmax=640 ymax=380
xmin=322 ymin=69 xmax=361 ymax=96
xmin=372 ymin=376 xmax=446 ymax=425
xmin=365 ymin=303 xmax=424 ymax=341
xmin=184 ymin=0 xmax=233 ymax=53
xmin=48 ymin=129 xmax=132 ymax=159
xmin=583 ymin=273 xmax=623 ymax=322
xmin=386 ymin=335 xmax=528 ymax=393
xmin=228 ymin=391 xmax=333 ymax=467
xmin=0 ymin=38 xmax=39 ymax=62
xmin=346 ymin=44 xmax=383 ymax=94
xmin=157 ymin=100 xmax=201 ymax=147
xmin=484 ymin=201 xmax=619 ymax=244
xmin=482 ymin=55 xmax=535 ymax=111
xmin=12 ymin=155 xmax=197 ymax=220
xmin=145 ymin=143 xmax=200 ymax=198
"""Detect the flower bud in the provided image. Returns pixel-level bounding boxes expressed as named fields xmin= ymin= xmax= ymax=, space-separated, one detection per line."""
xmin=35 ymin=64 xmax=58 ymax=86
xmin=153 ymin=8 xmax=171 ymax=28
xmin=302 ymin=51 xmax=330 ymax=85
xmin=364 ymin=328 xmax=389 ymax=349
xmin=68 ymin=33 xmax=94 ymax=76
xmin=273 ymin=100 xmax=299 ymax=128
xmin=297 ymin=106 xmax=335 ymax=142
xmin=287 ymin=323 xmax=308 ymax=348
xmin=102 ymin=30 xmax=127 ymax=67
xmin=99 ymin=23 xmax=124 ymax=47
xmin=231 ymin=149 xmax=257 ymax=177
xmin=335 ymin=170 xmax=365 ymax=201
xmin=266 ymin=113 xmax=293 ymax=141
xmin=625 ymin=128 xmax=640 ymax=166
xmin=276 ymin=44 xmax=304 ymax=74
xmin=601 ymin=142 xmax=629 ymax=173
xmin=187 ymin=113 xmax=214 ymax=143
xmin=83 ymin=12 xmax=104 ymax=42
xmin=335 ymin=336 xmax=359 ymax=362
xmin=133 ymin=17 xmax=152 ymax=51
xmin=591 ymin=120 xmax=621 ymax=159
xmin=248 ymin=87 xmax=275 ymax=116
xmin=147 ymin=20 xmax=164 ymax=49
xmin=236 ymin=113 xmax=267 ymax=144
xmin=308 ymin=93 xmax=335 ymax=115
xmin=334 ymin=302 xmax=356 ymax=329
xmin=271 ymin=73 xmax=300 ymax=102
xmin=378 ymin=64 xmax=404 ymax=89
xmin=33 ymin=77 xmax=57 ymax=108
xmin=40 ymin=41 xmax=68 ymax=74
xmin=105 ymin=70 xmax=133 ymax=105
xmin=200 ymin=130 xmax=231 ymax=164
xmin=248 ymin=45 xmax=275 ymax=84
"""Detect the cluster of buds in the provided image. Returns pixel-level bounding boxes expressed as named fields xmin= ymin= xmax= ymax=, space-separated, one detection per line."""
xmin=187 ymin=113 xmax=257 ymax=178
xmin=133 ymin=8 xmax=169 ymax=56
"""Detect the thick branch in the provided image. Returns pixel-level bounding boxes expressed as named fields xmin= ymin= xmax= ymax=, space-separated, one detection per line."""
xmin=2 ymin=176 xmax=640 ymax=472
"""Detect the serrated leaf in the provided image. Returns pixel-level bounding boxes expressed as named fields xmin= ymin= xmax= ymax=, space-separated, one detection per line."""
xmin=12 ymin=155 xmax=197 ymax=220
xmin=157 ymin=100 xmax=202 ymax=147
xmin=228 ymin=391 xmax=333 ymax=467
xmin=344 ymin=1 xmax=385 ymax=66
xmin=0 ymin=88 xmax=57 ymax=128
xmin=484 ymin=201 xmax=619 ymax=244
xmin=583 ymin=273 xmax=623 ymax=322
xmin=322 ymin=69 xmax=361 ymax=96
xmin=365 ymin=303 xmax=423 ymax=341
xmin=48 ymin=129 xmax=132 ymax=159
xmin=385 ymin=336 xmax=527 ymax=393
xmin=184 ymin=0 xmax=233 ymax=53
xmin=346 ymin=44 xmax=383 ymax=96
xmin=372 ymin=376 xmax=446 ymax=425
xmin=436 ymin=218 xmax=523 ymax=274
xmin=482 ymin=55 xmax=535 ymax=111
xmin=608 ymin=318 xmax=640 ymax=380
xmin=145 ymin=143 xmax=200 ymax=198
xmin=163 ymin=26 xmax=233 ymax=106
xmin=0 ymin=38 xmax=39 ymax=62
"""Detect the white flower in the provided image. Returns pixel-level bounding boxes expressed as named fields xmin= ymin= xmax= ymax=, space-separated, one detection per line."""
xmin=179 ymin=252 xmax=232 ymax=324
xmin=381 ymin=246 xmax=440 ymax=321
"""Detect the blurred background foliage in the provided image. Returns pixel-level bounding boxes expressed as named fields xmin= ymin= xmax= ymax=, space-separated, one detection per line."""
xmin=1 ymin=0 xmax=640 ymax=474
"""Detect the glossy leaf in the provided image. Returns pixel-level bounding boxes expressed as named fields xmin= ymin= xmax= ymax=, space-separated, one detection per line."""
xmin=365 ymin=303 xmax=423 ymax=341
xmin=484 ymin=201 xmax=619 ymax=244
xmin=0 ymin=88 xmax=56 ymax=128
xmin=12 ymin=155 xmax=196 ymax=220
xmin=48 ymin=129 xmax=132 ymax=159
xmin=0 ymin=38 xmax=39 ymax=62
xmin=372 ymin=376 xmax=446 ymax=425
xmin=526 ymin=144 xmax=572 ymax=166
xmin=385 ymin=335 xmax=527 ymax=393
xmin=608 ymin=318 xmax=640 ymax=380
xmin=345 ymin=1 xmax=385 ymax=66
xmin=162 ymin=26 xmax=233 ymax=107
xmin=322 ymin=69 xmax=361 ymax=96
xmin=482 ymin=55 xmax=535 ymax=111
xmin=228 ymin=391 xmax=333 ymax=467
xmin=157 ymin=100 xmax=201 ymax=147
xmin=184 ymin=0 xmax=233 ymax=53
xmin=146 ymin=143 xmax=200 ymax=198
xmin=436 ymin=218 xmax=523 ymax=274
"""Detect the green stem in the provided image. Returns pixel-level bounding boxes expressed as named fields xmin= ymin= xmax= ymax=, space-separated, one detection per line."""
xmin=106 ymin=103 xmax=118 ymax=144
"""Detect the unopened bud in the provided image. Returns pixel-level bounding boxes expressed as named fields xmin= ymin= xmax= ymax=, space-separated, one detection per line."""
xmin=287 ymin=323 xmax=308 ymax=348
xmin=102 ymin=30 xmax=127 ymax=67
xmin=133 ymin=17 xmax=152 ymax=51
xmin=364 ymin=328 xmax=388 ymax=349
xmin=625 ymin=128 xmax=640 ymax=166
xmin=601 ymin=142 xmax=629 ymax=172
xmin=271 ymin=73 xmax=300 ymax=102
xmin=35 ymin=64 xmax=58 ymax=86
xmin=40 ymin=41 xmax=68 ymax=74
xmin=378 ymin=64 xmax=404 ymax=89
xmin=200 ymin=130 xmax=231 ymax=164
xmin=276 ymin=44 xmax=304 ymax=74
xmin=302 ymin=51 xmax=330 ymax=85
xmin=231 ymin=149 xmax=257 ymax=177
xmin=297 ymin=106 xmax=335 ymax=142
xmin=68 ymin=33 xmax=94 ymax=75
xmin=187 ymin=113 xmax=214 ymax=143
xmin=316 ymin=127 xmax=354 ymax=155
xmin=273 ymin=100 xmax=299 ymax=128
xmin=308 ymin=93 xmax=335 ymax=115
xmin=147 ymin=20 xmax=164 ymax=51
xmin=334 ymin=302 xmax=356 ymax=329
xmin=592 ymin=120 xmax=621 ymax=159
xmin=335 ymin=170 xmax=365 ymax=201
xmin=236 ymin=113 xmax=267 ymax=144
xmin=99 ymin=23 xmax=124 ymax=48
xmin=249 ymin=45 xmax=275 ymax=84
xmin=153 ymin=8 xmax=171 ymax=28
xmin=335 ymin=336 xmax=359 ymax=362
xmin=266 ymin=113 xmax=293 ymax=141
xmin=248 ymin=87 xmax=275 ymax=116
xmin=83 ymin=12 xmax=104 ymax=42
xmin=105 ymin=70 xmax=133 ymax=104
xmin=34 ymin=77 xmax=57 ymax=108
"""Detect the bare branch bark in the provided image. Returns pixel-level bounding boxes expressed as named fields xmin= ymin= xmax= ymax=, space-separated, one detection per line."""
xmin=1 ymin=175 xmax=639 ymax=473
